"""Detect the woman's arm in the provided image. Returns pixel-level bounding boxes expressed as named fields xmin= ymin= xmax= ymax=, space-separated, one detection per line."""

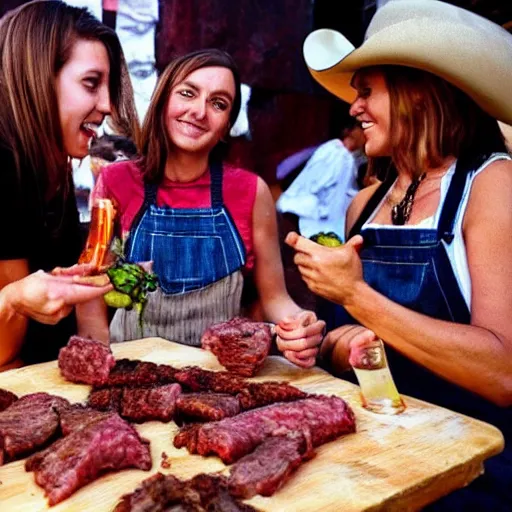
xmin=288 ymin=160 xmax=512 ymax=405
xmin=251 ymin=177 xmax=325 ymax=367
xmin=0 ymin=259 xmax=30 ymax=365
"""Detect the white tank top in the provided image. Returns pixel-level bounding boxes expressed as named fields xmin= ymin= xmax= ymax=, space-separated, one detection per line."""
xmin=363 ymin=153 xmax=511 ymax=310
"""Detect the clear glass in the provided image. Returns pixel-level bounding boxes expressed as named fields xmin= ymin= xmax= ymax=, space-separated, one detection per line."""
xmin=350 ymin=338 xmax=406 ymax=415
xmin=78 ymin=198 xmax=115 ymax=271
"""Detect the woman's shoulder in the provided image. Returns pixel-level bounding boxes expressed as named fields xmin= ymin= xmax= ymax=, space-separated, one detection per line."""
xmin=100 ymin=159 xmax=143 ymax=185
xmin=223 ymin=164 xmax=258 ymax=182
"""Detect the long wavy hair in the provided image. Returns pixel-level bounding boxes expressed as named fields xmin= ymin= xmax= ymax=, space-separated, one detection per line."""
xmin=0 ymin=0 xmax=139 ymax=202
xmin=139 ymin=48 xmax=242 ymax=183
xmin=363 ymin=66 xmax=508 ymax=180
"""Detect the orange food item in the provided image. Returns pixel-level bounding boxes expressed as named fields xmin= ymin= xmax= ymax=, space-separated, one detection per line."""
xmin=79 ymin=199 xmax=115 ymax=271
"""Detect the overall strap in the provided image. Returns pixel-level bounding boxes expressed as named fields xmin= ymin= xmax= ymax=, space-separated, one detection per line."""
xmin=436 ymin=154 xmax=488 ymax=243
xmin=209 ymin=159 xmax=224 ymax=208
xmin=348 ymin=172 xmax=395 ymax=239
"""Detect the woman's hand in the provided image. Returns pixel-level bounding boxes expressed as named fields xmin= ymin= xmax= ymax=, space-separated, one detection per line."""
xmin=285 ymin=232 xmax=365 ymax=306
xmin=275 ymin=310 xmax=326 ymax=368
xmin=4 ymin=266 xmax=112 ymax=325
xmin=320 ymin=324 xmax=378 ymax=375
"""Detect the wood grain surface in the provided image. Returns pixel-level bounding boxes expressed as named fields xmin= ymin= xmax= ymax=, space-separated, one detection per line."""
xmin=0 ymin=338 xmax=504 ymax=512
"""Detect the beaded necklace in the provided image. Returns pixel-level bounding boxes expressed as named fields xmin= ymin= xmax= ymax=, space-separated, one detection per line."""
xmin=390 ymin=173 xmax=426 ymax=225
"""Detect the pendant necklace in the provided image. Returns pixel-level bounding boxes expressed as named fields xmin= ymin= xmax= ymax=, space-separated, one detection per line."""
xmin=390 ymin=173 xmax=426 ymax=225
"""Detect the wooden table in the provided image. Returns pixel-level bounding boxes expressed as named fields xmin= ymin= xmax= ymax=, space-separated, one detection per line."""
xmin=0 ymin=338 xmax=504 ymax=511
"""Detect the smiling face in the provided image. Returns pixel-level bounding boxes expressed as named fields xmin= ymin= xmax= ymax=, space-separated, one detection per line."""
xmin=349 ymin=69 xmax=391 ymax=158
xmin=55 ymin=39 xmax=112 ymax=159
xmin=164 ymin=66 xmax=235 ymax=157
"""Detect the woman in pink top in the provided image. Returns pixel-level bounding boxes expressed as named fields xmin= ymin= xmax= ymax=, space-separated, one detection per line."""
xmin=91 ymin=49 xmax=325 ymax=367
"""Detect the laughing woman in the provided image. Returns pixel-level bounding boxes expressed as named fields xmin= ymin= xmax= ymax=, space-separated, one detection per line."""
xmin=92 ymin=49 xmax=325 ymax=367
xmin=0 ymin=1 xmax=139 ymax=367
xmin=287 ymin=0 xmax=512 ymax=508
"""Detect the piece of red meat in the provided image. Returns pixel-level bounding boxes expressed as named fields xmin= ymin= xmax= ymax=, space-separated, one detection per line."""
xmin=177 ymin=395 xmax=355 ymax=464
xmin=25 ymin=413 xmax=151 ymax=506
xmin=237 ymin=381 xmax=308 ymax=410
xmin=58 ymin=404 xmax=113 ymax=435
xmin=175 ymin=393 xmax=240 ymax=422
xmin=0 ymin=392 xmax=69 ymax=465
xmin=201 ymin=317 xmax=272 ymax=377
xmin=88 ymin=387 xmax=123 ymax=412
xmin=228 ymin=434 xmax=309 ymax=498
xmin=58 ymin=336 xmax=115 ymax=386
xmin=0 ymin=389 xmax=17 ymax=412
xmin=98 ymin=360 xmax=178 ymax=388
xmin=174 ymin=366 xmax=247 ymax=394
xmin=121 ymin=383 xmax=182 ymax=423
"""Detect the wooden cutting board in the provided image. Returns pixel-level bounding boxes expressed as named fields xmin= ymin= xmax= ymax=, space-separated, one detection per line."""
xmin=0 ymin=338 xmax=504 ymax=512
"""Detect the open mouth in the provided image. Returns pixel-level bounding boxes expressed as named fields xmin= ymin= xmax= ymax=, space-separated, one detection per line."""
xmin=81 ymin=122 xmax=100 ymax=139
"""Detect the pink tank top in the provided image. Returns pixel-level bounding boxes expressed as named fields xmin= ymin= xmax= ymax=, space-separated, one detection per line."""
xmin=94 ymin=160 xmax=258 ymax=271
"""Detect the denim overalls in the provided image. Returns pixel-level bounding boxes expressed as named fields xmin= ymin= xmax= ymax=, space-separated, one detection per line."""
xmin=334 ymin=154 xmax=511 ymax=509
xmin=110 ymin=161 xmax=246 ymax=345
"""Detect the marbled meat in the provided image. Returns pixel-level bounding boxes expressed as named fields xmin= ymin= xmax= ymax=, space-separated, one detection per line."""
xmin=88 ymin=384 xmax=182 ymax=422
xmin=0 ymin=389 xmax=17 ymax=412
xmin=25 ymin=413 xmax=151 ymax=506
xmin=201 ymin=317 xmax=272 ymax=377
xmin=99 ymin=359 xmax=178 ymax=388
xmin=175 ymin=395 xmax=355 ymax=464
xmin=121 ymin=383 xmax=182 ymax=423
xmin=176 ymin=393 xmax=240 ymax=422
xmin=237 ymin=381 xmax=307 ymax=410
xmin=0 ymin=392 xmax=69 ymax=465
xmin=58 ymin=335 xmax=115 ymax=386
xmin=114 ymin=472 xmax=257 ymax=512
xmin=228 ymin=434 xmax=310 ymax=499
xmin=58 ymin=404 xmax=114 ymax=435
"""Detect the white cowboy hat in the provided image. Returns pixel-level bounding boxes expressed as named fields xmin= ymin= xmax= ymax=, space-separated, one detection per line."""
xmin=303 ymin=0 xmax=512 ymax=125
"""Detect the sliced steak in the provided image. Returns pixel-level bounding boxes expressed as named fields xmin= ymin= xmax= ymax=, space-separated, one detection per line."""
xmin=58 ymin=404 xmax=113 ymax=435
xmin=177 ymin=395 xmax=355 ymax=464
xmin=121 ymin=383 xmax=182 ymax=423
xmin=0 ymin=392 xmax=69 ymax=465
xmin=58 ymin=336 xmax=115 ymax=386
xmin=173 ymin=423 xmax=202 ymax=453
xmin=115 ymin=472 xmax=257 ymax=512
xmin=25 ymin=414 xmax=151 ymax=506
xmin=228 ymin=435 xmax=308 ymax=498
xmin=174 ymin=367 xmax=247 ymax=394
xmin=201 ymin=317 xmax=272 ymax=377
xmin=176 ymin=393 xmax=240 ymax=422
xmin=88 ymin=387 xmax=123 ymax=412
xmin=0 ymin=389 xmax=17 ymax=412
xmin=237 ymin=381 xmax=307 ymax=410
xmin=99 ymin=360 xmax=178 ymax=389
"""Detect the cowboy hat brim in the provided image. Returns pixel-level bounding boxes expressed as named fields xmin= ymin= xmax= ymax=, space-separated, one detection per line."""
xmin=303 ymin=0 xmax=512 ymax=125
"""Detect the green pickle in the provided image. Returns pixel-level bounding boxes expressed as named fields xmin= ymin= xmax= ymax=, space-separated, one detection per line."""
xmin=104 ymin=290 xmax=133 ymax=309
xmin=309 ymin=231 xmax=343 ymax=247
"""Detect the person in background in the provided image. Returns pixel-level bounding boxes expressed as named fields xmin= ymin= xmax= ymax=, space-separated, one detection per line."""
xmin=289 ymin=1 xmax=512 ymax=508
xmin=276 ymin=117 xmax=366 ymax=242
xmin=0 ymin=0 xmax=139 ymax=368
xmin=89 ymin=49 xmax=325 ymax=367
xmin=89 ymin=134 xmax=138 ymax=181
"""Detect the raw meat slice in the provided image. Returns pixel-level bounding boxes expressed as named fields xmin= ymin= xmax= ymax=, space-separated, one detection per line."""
xmin=177 ymin=395 xmax=356 ymax=463
xmin=58 ymin=336 xmax=115 ymax=386
xmin=176 ymin=393 xmax=240 ymax=422
xmin=58 ymin=404 xmax=113 ymax=435
xmin=25 ymin=414 xmax=151 ymax=506
xmin=237 ymin=381 xmax=307 ymax=410
xmin=174 ymin=367 xmax=247 ymax=394
xmin=121 ymin=383 xmax=182 ymax=423
xmin=98 ymin=359 xmax=178 ymax=388
xmin=0 ymin=392 xmax=69 ymax=465
xmin=201 ymin=317 xmax=272 ymax=377
xmin=228 ymin=435 xmax=308 ymax=498
xmin=0 ymin=389 xmax=17 ymax=412
xmin=88 ymin=387 xmax=123 ymax=411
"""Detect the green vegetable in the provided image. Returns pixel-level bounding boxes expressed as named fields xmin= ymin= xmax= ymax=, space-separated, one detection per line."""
xmin=104 ymin=238 xmax=159 ymax=336
xmin=309 ymin=231 xmax=344 ymax=247
xmin=104 ymin=290 xmax=133 ymax=309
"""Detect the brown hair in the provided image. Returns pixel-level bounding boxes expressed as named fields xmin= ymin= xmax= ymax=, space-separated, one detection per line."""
xmin=0 ymin=0 xmax=139 ymax=202
xmin=139 ymin=48 xmax=242 ymax=183
xmin=364 ymin=66 xmax=507 ymax=179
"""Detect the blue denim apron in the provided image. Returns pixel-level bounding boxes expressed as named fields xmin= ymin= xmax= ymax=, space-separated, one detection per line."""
xmin=334 ymin=154 xmax=512 ymax=509
xmin=110 ymin=161 xmax=246 ymax=345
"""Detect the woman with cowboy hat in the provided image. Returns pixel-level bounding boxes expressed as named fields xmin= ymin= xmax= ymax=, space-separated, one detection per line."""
xmin=286 ymin=0 xmax=512 ymax=507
